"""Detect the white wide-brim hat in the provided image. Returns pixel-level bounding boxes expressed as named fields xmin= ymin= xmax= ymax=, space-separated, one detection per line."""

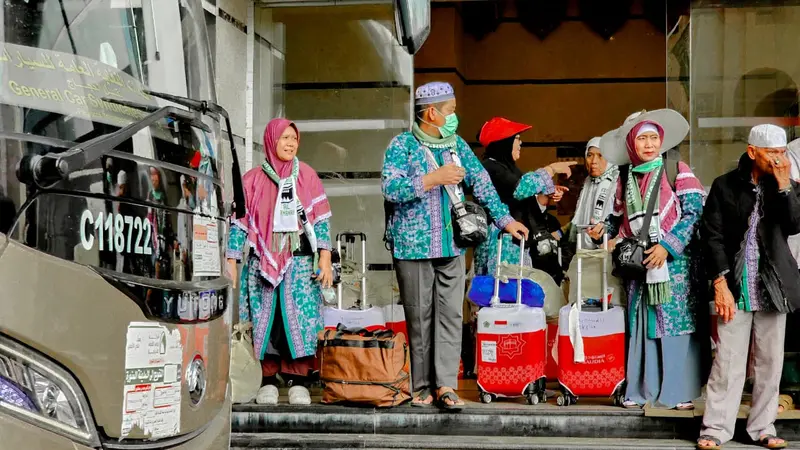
xmin=788 ymin=137 xmax=800 ymax=154
xmin=599 ymin=109 xmax=690 ymax=166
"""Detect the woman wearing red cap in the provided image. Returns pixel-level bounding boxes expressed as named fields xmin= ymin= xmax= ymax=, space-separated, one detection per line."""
xmin=473 ymin=117 xmax=575 ymax=278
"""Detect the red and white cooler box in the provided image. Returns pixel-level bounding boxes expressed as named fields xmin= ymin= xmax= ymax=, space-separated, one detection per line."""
xmin=477 ymin=304 xmax=547 ymax=402
xmin=545 ymin=318 xmax=559 ymax=380
xmin=382 ymin=304 xmax=407 ymax=340
xmin=323 ymin=305 xmax=385 ymax=331
xmin=555 ymin=303 xmax=625 ymax=400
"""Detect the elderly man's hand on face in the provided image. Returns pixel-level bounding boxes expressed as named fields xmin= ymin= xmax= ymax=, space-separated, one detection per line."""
xmin=771 ymin=152 xmax=792 ymax=190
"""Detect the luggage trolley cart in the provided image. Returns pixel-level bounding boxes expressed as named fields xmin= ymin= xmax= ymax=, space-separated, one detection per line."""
xmin=322 ymin=231 xmax=385 ymax=331
xmin=556 ymin=226 xmax=626 ymax=406
xmin=475 ymin=233 xmax=547 ymax=405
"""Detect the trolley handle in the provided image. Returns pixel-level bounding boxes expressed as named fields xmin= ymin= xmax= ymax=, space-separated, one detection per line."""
xmin=336 ymin=230 xmax=368 ymax=311
xmin=492 ymin=231 xmax=525 ymax=307
xmin=335 ymin=231 xmax=367 ymax=242
xmin=574 ymin=224 xmax=609 ymax=312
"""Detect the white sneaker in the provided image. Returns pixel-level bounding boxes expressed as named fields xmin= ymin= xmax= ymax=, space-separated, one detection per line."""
xmin=255 ymin=385 xmax=279 ymax=405
xmin=288 ymin=385 xmax=311 ymax=405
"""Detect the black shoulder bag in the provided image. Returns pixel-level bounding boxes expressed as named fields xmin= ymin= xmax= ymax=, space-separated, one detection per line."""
xmin=611 ymin=166 xmax=664 ymax=279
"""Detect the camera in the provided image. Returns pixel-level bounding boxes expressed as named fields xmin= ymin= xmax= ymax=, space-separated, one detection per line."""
xmin=531 ymin=230 xmax=558 ymax=256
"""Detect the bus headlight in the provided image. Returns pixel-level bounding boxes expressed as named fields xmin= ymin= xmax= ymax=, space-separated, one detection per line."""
xmin=32 ymin=370 xmax=79 ymax=428
xmin=0 ymin=334 xmax=99 ymax=447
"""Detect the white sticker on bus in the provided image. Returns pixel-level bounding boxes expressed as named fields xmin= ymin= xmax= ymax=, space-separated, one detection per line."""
xmin=121 ymin=322 xmax=182 ymax=439
xmin=80 ymin=210 xmax=152 ymax=255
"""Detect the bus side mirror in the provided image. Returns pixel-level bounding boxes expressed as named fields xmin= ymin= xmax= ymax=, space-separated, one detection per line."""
xmin=394 ymin=0 xmax=431 ymax=55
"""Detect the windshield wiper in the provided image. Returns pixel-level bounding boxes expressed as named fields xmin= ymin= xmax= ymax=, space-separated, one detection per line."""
xmin=18 ymin=106 xmax=199 ymax=188
xmin=0 ymin=132 xmax=76 ymax=150
xmin=101 ymin=97 xmax=211 ymax=133
xmin=143 ymin=89 xmax=245 ymax=219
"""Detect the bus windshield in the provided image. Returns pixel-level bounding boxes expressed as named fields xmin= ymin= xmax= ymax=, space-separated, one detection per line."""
xmin=0 ymin=0 xmax=229 ymax=273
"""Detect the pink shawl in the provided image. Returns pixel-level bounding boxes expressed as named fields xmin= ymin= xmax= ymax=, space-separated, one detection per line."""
xmin=234 ymin=119 xmax=332 ymax=285
xmin=613 ymin=121 xmax=705 ymax=239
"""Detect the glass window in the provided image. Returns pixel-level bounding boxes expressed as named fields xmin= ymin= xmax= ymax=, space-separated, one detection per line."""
xmin=686 ymin=2 xmax=800 ymax=186
xmin=256 ymin=3 xmax=413 ymax=312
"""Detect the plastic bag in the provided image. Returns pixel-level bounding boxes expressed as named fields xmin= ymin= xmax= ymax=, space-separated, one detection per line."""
xmin=497 ymin=263 xmax=566 ymax=318
xmin=230 ymin=322 xmax=262 ymax=404
xmin=565 ymin=256 xmax=626 ymax=308
xmin=467 ymin=275 xmax=545 ymax=308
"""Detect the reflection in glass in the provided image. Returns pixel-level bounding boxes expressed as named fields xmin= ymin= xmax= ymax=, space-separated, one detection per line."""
xmin=258 ymin=3 xmax=413 ymax=317
xmin=688 ymin=3 xmax=800 ymax=186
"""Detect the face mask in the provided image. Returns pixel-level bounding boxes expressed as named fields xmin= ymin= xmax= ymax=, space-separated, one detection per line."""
xmin=437 ymin=110 xmax=459 ymax=138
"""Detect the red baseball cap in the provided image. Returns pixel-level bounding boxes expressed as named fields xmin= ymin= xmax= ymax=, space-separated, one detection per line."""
xmin=478 ymin=117 xmax=532 ymax=148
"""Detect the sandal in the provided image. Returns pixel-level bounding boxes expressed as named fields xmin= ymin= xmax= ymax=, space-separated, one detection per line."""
xmin=697 ymin=435 xmax=721 ymax=450
xmin=410 ymin=388 xmax=433 ymax=407
xmin=437 ymin=389 xmax=464 ymax=411
xmin=758 ymin=435 xmax=788 ymax=449
xmin=676 ymin=402 xmax=695 ymax=411
xmin=622 ymin=400 xmax=642 ymax=409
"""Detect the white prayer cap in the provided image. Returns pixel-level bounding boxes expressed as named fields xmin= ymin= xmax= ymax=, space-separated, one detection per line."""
xmin=748 ymin=124 xmax=787 ymax=149
xmin=117 ymin=170 xmax=127 ymax=185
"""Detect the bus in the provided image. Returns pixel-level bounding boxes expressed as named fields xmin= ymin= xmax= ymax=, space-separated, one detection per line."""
xmin=0 ymin=0 xmax=242 ymax=448
xmin=0 ymin=0 xmax=429 ymax=449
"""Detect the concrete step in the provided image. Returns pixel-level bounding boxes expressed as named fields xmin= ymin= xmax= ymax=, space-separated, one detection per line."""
xmin=232 ymin=403 xmax=695 ymax=440
xmin=229 ymin=433 xmax=768 ymax=449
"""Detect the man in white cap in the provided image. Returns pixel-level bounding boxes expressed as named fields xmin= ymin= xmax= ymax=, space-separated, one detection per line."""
xmin=382 ymin=81 xmax=528 ymax=411
xmin=699 ymin=124 xmax=800 ymax=450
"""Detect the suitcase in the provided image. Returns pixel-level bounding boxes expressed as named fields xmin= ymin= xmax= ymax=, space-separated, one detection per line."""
xmin=556 ymin=227 xmax=626 ymax=406
xmin=322 ymin=231 xmax=386 ymax=331
xmin=476 ymin=233 xmax=547 ymax=405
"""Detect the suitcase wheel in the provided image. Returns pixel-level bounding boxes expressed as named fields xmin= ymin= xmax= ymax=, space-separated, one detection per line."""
xmin=557 ymin=394 xmax=577 ymax=406
xmin=526 ymin=393 xmax=543 ymax=405
xmin=480 ymin=393 xmax=494 ymax=404
xmin=613 ymin=392 xmax=625 ymax=407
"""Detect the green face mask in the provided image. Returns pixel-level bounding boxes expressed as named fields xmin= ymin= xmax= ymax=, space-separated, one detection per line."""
xmin=436 ymin=110 xmax=459 ymax=138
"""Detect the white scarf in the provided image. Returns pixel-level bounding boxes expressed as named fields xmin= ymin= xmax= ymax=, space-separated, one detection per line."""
xmin=572 ymin=166 xmax=619 ymax=247
xmin=264 ymin=159 xmax=317 ymax=253
xmin=274 ymin=176 xmax=300 ymax=234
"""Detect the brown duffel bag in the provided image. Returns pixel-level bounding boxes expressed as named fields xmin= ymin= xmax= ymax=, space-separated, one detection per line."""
xmin=317 ymin=325 xmax=411 ymax=407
